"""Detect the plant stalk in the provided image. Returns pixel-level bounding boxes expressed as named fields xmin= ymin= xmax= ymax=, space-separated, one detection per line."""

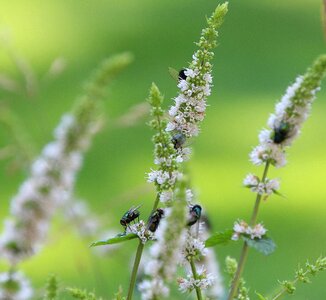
xmin=126 ymin=241 xmax=145 ymax=300
xmin=189 ymin=257 xmax=203 ymax=300
xmin=227 ymin=161 xmax=270 ymax=300
xmin=126 ymin=194 xmax=160 ymax=300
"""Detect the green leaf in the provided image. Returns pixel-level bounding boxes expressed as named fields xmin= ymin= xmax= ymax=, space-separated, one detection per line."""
xmin=205 ymin=229 xmax=233 ymax=247
xmin=44 ymin=274 xmax=58 ymax=300
xmin=168 ymin=67 xmax=179 ymax=82
xmin=90 ymin=233 xmax=138 ymax=247
xmin=242 ymin=236 xmax=276 ymax=256
xmin=255 ymin=291 xmax=268 ymax=300
xmin=273 ymin=190 xmax=287 ymax=198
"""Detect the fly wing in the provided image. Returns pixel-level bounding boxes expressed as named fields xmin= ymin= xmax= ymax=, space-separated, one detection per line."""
xmin=168 ymin=67 xmax=179 ymax=82
xmin=130 ymin=204 xmax=142 ymax=213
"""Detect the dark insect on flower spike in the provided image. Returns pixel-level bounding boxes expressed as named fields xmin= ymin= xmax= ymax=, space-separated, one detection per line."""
xmin=120 ymin=205 xmax=142 ymax=228
xmin=147 ymin=208 xmax=164 ymax=232
xmin=187 ymin=204 xmax=202 ymax=227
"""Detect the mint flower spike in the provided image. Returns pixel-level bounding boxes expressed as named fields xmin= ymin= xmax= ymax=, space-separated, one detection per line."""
xmin=147 ymin=83 xmax=181 ymax=204
xmin=0 ymin=53 xmax=132 ymax=267
xmin=138 ymin=179 xmax=188 ymax=300
xmin=0 ymin=271 xmax=33 ymax=300
xmin=166 ymin=2 xmax=228 ymax=138
xmin=83 ymin=52 xmax=134 ymax=101
xmin=251 ymin=55 xmax=326 ymax=168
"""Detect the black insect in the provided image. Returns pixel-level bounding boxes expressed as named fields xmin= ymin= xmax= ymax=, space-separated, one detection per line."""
xmin=172 ymin=132 xmax=186 ymax=150
xmin=273 ymin=122 xmax=290 ymax=144
xmin=147 ymin=208 xmax=164 ymax=232
xmin=120 ymin=205 xmax=141 ymax=227
xmin=187 ymin=204 xmax=202 ymax=226
xmin=178 ymin=69 xmax=187 ymax=81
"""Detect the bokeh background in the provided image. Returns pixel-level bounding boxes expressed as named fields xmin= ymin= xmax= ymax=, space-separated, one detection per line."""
xmin=0 ymin=0 xmax=325 ymax=299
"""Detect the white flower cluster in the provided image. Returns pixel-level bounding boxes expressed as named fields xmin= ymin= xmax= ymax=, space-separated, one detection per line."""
xmin=166 ymin=63 xmax=213 ymax=138
xmin=0 ymin=113 xmax=97 ymax=265
xmin=0 ymin=271 xmax=33 ymax=300
xmin=126 ymin=220 xmax=155 ymax=244
xmin=147 ymin=169 xmax=180 ymax=187
xmin=178 ymin=266 xmax=215 ymax=293
xmin=147 ymin=84 xmax=184 ymax=204
xmin=250 ymin=75 xmax=321 ymax=168
xmin=175 ymin=146 xmax=192 ymax=164
xmin=182 ymin=227 xmax=207 ymax=261
xmin=243 ymin=173 xmax=280 ymax=196
xmin=138 ymin=278 xmax=169 ymax=300
xmin=179 ymin=223 xmax=221 ymax=297
xmin=148 ymin=153 xmax=184 ymax=204
xmin=232 ymin=220 xmax=267 ymax=241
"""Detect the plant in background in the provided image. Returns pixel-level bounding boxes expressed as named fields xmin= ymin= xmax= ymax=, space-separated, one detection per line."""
xmin=43 ymin=274 xmax=58 ymax=300
xmin=0 ymin=53 xmax=133 ymax=299
xmin=206 ymin=54 xmax=326 ymax=300
xmin=227 ymin=54 xmax=326 ymax=300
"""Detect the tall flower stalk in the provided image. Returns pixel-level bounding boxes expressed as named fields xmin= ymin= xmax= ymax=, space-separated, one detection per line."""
xmin=125 ymin=83 xmax=178 ymax=300
xmin=138 ymin=181 xmax=188 ymax=300
xmin=166 ymin=2 xmax=228 ymax=138
xmin=0 ymin=53 xmax=132 ymax=299
xmin=228 ymin=55 xmax=326 ymax=300
xmin=135 ymin=3 xmax=228 ymax=299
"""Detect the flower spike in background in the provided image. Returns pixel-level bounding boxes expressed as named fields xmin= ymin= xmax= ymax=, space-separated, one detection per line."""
xmin=228 ymin=55 xmax=326 ymax=300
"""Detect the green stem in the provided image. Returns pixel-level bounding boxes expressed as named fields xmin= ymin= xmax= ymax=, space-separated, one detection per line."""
xmin=126 ymin=194 xmax=160 ymax=300
xmin=271 ymin=277 xmax=302 ymax=300
xmin=126 ymin=241 xmax=145 ymax=300
xmin=227 ymin=161 xmax=270 ymax=300
xmin=250 ymin=161 xmax=270 ymax=225
xmin=189 ymin=257 xmax=203 ymax=300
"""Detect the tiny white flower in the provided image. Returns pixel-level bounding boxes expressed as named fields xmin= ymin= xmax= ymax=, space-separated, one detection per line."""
xmin=126 ymin=220 xmax=155 ymax=244
xmin=184 ymin=68 xmax=197 ymax=78
xmin=203 ymin=73 xmax=213 ymax=83
xmin=251 ymin=182 xmax=266 ymax=195
xmin=174 ymin=94 xmax=188 ymax=105
xmin=175 ymin=155 xmax=184 ymax=163
xmin=147 ymin=170 xmax=158 ymax=183
xmin=231 ymin=233 xmax=240 ymax=241
xmin=233 ymin=220 xmax=248 ymax=234
xmin=42 ymin=142 xmax=63 ymax=159
xmin=165 ymin=122 xmax=176 ymax=132
xmin=138 ymin=278 xmax=169 ymax=300
xmin=265 ymin=178 xmax=280 ymax=195
xmin=177 ymin=80 xmax=189 ymax=92
xmin=159 ymin=191 xmax=173 ymax=202
xmin=169 ymin=105 xmax=179 ymax=116
xmin=258 ymin=129 xmax=272 ymax=144
xmin=243 ymin=174 xmax=259 ymax=187
xmin=195 ymin=101 xmax=206 ymax=113
xmin=250 ymin=223 xmax=267 ymax=239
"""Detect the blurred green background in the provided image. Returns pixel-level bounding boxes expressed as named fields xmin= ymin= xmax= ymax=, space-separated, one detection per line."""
xmin=0 ymin=0 xmax=325 ymax=299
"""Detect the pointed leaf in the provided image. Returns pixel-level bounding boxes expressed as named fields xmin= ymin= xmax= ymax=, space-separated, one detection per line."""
xmin=205 ymin=229 xmax=233 ymax=247
xmin=90 ymin=233 xmax=138 ymax=247
xmin=273 ymin=190 xmax=286 ymax=198
xmin=242 ymin=236 xmax=276 ymax=256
